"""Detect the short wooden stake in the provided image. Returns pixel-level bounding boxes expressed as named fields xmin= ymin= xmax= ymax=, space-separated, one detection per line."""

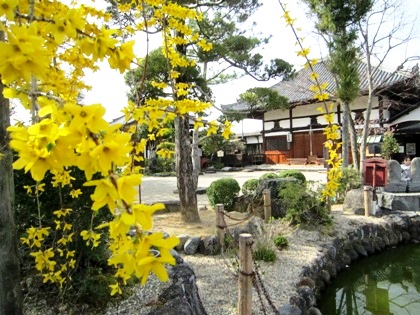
xmin=238 ymin=233 xmax=253 ymax=315
xmin=364 ymin=186 xmax=372 ymax=217
xmin=263 ymin=189 xmax=271 ymax=223
xmin=215 ymin=204 xmax=226 ymax=250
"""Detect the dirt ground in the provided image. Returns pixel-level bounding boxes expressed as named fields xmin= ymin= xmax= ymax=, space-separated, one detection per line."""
xmin=151 ymin=207 xmax=250 ymax=237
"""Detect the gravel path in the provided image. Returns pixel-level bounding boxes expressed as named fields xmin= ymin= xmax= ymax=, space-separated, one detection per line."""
xmin=105 ymin=212 xmax=385 ymax=315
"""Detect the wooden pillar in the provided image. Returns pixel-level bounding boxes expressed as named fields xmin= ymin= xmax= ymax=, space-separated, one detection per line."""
xmin=216 ymin=204 xmax=226 ymax=250
xmin=238 ymin=233 xmax=253 ymax=315
xmin=364 ymin=186 xmax=372 ymax=217
xmin=263 ymin=189 xmax=271 ymax=223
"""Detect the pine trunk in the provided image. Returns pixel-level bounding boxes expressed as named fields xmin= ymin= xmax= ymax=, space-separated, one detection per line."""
xmin=174 ymin=116 xmax=200 ymax=223
xmin=0 ymin=50 xmax=23 ymax=314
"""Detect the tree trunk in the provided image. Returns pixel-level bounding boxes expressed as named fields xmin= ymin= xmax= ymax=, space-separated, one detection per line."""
xmin=0 ymin=37 xmax=23 ymax=313
xmin=341 ymin=101 xmax=350 ymax=167
xmin=191 ymin=129 xmax=200 ymax=191
xmin=175 ymin=116 xmax=200 ymax=222
xmin=349 ymin=115 xmax=359 ymax=171
xmin=359 ymin=22 xmax=374 ymax=173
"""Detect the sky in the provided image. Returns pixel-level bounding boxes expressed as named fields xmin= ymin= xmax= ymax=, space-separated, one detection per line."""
xmin=81 ymin=0 xmax=326 ymax=132
xmin=39 ymin=0 xmax=420 ymax=133
xmin=81 ymin=0 xmax=420 ymax=134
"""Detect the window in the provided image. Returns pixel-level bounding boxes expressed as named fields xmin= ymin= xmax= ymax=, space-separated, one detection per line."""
xmin=266 ymin=136 xmax=288 ymax=151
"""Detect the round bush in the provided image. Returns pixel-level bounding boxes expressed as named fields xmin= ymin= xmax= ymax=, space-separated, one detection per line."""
xmin=259 ymin=172 xmax=280 ymax=180
xmin=242 ymin=179 xmax=259 ymax=196
xmin=207 ymin=178 xmax=240 ymax=210
xmin=278 ymin=170 xmax=306 ymax=183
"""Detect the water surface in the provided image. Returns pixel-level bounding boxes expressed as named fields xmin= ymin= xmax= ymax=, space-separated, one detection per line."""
xmin=318 ymin=243 xmax=420 ymax=314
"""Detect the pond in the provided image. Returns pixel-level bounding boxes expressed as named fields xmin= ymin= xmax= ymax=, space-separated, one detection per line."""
xmin=318 ymin=243 xmax=420 ymax=315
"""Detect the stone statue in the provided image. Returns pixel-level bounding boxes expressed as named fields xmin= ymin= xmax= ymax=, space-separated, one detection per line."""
xmin=384 ymin=159 xmax=407 ymax=193
xmin=409 ymin=157 xmax=420 ymax=192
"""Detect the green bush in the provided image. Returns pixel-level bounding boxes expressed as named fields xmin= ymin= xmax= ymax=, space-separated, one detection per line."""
xmin=336 ymin=167 xmax=362 ymax=203
xmin=273 ymin=234 xmax=289 ymax=250
xmin=207 ymin=178 xmax=240 ymax=210
xmin=278 ymin=170 xmax=306 ymax=183
xmin=242 ymin=179 xmax=259 ymax=196
xmin=14 ymin=167 xmax=116 ymax=310
xmin=252 ymin=243 xmax=277 ymax=262
xmin=209 ymin=160 xmax=224 ymax=169
xmin=259 ymin=172 xmax=280 ymax=180
xmin=278 ymin=182 xmax=331 ymax=226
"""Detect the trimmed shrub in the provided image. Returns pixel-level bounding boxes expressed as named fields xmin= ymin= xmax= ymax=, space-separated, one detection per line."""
xmin=278 ymin=170 xmax=306 ymax=183
xmin=207 ymin=178 xmax=240 ymax=210
xmin=259 ymin=172 xmax=280 ymax=180
xmin=242 ymin=179 xmax=259 ymax=196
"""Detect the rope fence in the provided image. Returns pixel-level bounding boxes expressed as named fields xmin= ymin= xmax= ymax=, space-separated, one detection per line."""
xmin=214 ymin=191 xmax=278 ymax=314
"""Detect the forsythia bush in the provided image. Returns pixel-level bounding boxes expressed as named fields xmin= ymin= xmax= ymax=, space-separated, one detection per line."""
xmin=1 ymin=0 xmax=225 ymax=296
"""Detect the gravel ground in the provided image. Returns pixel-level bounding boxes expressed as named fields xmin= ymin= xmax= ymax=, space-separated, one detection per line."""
xmin=104 ymin=212 xmax=385 ymax=315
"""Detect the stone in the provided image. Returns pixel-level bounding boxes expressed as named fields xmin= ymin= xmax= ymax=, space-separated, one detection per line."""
xmin=198 ymin=235 xmax=220 ymax=255
xmin=297 ymin=286 xmax=316 ymax=308
xmin=307 ymin=307 xmax=322 ymax=315
xmin=410 ymin=157 xmax=420 ymax=192
xmin=384 ymin=160 xmax=407 ymax=192
xmin=230 ymin=216 xmax=265 ymax=243
xmin=184 ymin=236 xmax=201 ymax=255
xmin=253 ymin=178 xmax=297 ymax=218
xmin=154 ymin=200 xmax=181 ymax=213
xmin=176 ymin=234 xmax=190 ymax=252
xmin=221 ymin=166 xmax=235 ymax=172
xmin=196 ymin=187 xmax=207 ymax=195
xmin=147 ymin=261 xmax=207 ymax=315
xmin=231 ymin=194 xmax=253 ymax=213
xmin=353 ymin=242 xmax=368 ymax=257
xmin=279 ymin=304 xmax=303 ymax=315
xmin=318 ymin=270 xmax=331 ymax=284
xmin=378 ymin=192 xmax=420 ymax=211
xmin=342 ymin=189 xmax=365 ymax=215
xmin=297 ymin=277 xmax=316 ymax=289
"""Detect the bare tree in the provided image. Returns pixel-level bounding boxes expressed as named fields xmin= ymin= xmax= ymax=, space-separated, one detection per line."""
xmin=358 ymin=0 xmax=419 ymax=172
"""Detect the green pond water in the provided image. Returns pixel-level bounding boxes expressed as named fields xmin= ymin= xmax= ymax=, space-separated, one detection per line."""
xmin=318 ymin=243 xmax=420 ymax=315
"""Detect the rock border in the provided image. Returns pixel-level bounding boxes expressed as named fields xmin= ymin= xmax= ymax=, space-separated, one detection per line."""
xmin=281 ymin=212 xmax=420 ymax=314
xmin=150 ymin=212 xmax=420 ymax=315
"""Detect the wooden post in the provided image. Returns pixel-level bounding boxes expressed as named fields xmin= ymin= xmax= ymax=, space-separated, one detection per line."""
xmin=364 ymin=186 xmax=372 ymax=217
xmin=238 ymin=233 xmax=253 ymax=315
xmin=263 ymin=189 xmax=271 ymax=223
xmin=216 ymin=204 xmax=226 ymax=251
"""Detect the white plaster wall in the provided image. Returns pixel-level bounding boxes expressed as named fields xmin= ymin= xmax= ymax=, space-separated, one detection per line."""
xmin=246 ymin=136 xmax=263 ymax=144
xmin=263 ymin=95 xmax=380 ymax=127
xmin=391 ymin=106 xmax=420 ymax=125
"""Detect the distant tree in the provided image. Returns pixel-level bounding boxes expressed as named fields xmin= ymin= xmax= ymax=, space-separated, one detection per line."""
xmin=303 ymin=0 xmax=373 ymax=168
xmin=357 ymin=0 xmax=419 ymax=172
xmin=118 ymin=0 xmax=295 ymax=222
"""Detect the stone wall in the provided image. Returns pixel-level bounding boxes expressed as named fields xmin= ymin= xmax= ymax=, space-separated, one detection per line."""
xmin=280 ymin=213 xmax=420 ymax=315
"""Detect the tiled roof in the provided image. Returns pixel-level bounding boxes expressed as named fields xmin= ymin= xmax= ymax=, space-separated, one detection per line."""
xmin=221 ymin=61 xmax=409 ymax=112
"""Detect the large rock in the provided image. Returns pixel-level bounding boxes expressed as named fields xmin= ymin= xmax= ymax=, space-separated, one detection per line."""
xmin=198 ymin=235 xmax=220 ymax=255
xmin=147 ymin=258 xmax=207 ymax=315
xmin=378 ymin=192 xmax=420 ymax=211
xmin=229 ymin=216 xmax=265 ymax=243
xmin=253 ymin=178 xmax=297 ymax=218
xmin=184 ymin=236 xmax=201 ymax=255
xmin=343 ymin=189 xmax=365 ymax=215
